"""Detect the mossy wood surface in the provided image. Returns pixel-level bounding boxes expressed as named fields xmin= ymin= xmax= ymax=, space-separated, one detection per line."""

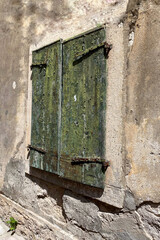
xmin=30 ymin=27 xmax=107 ymax=188
xmin=30 ymin=41 xmax=62 ymax=174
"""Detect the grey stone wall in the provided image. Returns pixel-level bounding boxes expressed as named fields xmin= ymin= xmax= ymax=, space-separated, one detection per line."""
xmin=0 ymin=0 xmax=160 ymax=239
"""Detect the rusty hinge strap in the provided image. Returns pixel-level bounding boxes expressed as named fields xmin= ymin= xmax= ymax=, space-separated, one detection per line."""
xmin=74 ymin=41 xmax=112 ymax=61
xmin=30 ymin=63 xmax=47 ymax=70
xmin=105 ymin=42 xmax=112 ymax=58
xmin=27 ymin=145 xmax=47 ymax=154
xmin=71 ymin=159 xmax=110 ymax=172
xmin=71 ymin=156 xmax=105 ymax=162
xmin=71 ymin=157 xmax=110 ymax=169
xmin=71 ymin=160 xmax=109 ymax=166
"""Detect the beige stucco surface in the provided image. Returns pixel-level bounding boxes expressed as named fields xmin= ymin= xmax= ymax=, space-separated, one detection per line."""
xmin=0 ymin=0 xmax=129 ymax=208
xmin=0 ymin=0 xmax=160 ymax=239
xmin=126 ymin=1 xmax=160 ymax=204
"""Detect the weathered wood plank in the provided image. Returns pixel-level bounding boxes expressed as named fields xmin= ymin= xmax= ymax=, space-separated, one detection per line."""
xmin=30 ymin=42 xmax=62 ymax=174
xmin=60 ymin=28 xmax=107 ymax=187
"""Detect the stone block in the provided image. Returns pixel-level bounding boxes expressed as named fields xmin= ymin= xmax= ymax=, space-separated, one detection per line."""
xmin=137 ymin=203 xmax=160 ymax=240
xmin=63 ymin=191 xmax=102 ymax=232
xmin=99 ymin=212 xmax=149 ymax=240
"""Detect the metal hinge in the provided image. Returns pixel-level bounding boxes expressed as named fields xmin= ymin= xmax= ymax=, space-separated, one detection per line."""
xmin=27 ymin=144 xmax=47 ymax=155
xmin=74 ymin=41 xmax=112 ymax=61
xmin=27 ymin=145 xmax=110 ymax=171
xmin=71 ymin=157 xmax=110 ymax=171
xmin=27 ymin=145 xmax=59 ymax=159
xmin=30 ymin=62 xmax=47 ymax=70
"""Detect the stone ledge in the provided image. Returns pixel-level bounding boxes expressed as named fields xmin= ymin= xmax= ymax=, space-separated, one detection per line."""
xmin=28 ymin=168 xmax=125 ymax=209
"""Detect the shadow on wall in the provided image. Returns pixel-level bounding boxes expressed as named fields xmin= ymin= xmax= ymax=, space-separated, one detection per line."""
xmin=1 ymin=157 xmax=104 ymax=212
xmin=2 ymin=159 xmax=64 ymax=209
xmin=29 ymin=166 xmax=104 ymax=199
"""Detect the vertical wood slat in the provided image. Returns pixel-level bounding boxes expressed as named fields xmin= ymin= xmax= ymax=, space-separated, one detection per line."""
xmin=57 ymin=40 xmax=63 ymax=174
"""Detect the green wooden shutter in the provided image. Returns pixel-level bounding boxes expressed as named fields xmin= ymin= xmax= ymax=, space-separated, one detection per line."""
xmin=30 ymin=27 xmax=107 ymax=188
xmin=60 ymin=28 xmax=107 ymax=188
xmin=30 ymin=41 xmax=62 ymax=174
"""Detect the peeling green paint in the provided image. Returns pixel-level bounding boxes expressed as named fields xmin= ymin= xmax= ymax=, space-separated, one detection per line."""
xmin=61 ymin=28 xmax=106 ymax=188
xmin=30 ymin=41 xmax=62 ymax=174
xmin=30 ymin=28 xmax=107 ymax=188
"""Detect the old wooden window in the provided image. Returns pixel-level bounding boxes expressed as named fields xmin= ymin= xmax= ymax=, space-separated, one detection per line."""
xmin=29 ymin=27 xmax=108 ymax=188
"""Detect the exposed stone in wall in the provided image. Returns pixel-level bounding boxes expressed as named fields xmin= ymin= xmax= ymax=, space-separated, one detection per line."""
xmin=123 ymin=189 xmax=136 ymax=211
xmin=2 ymin=159 xmax=65 ymax=225
xmin=62 ymin=191 xmax=153 ymax=240
xmin=0 ymin=194 xmax=75 ymax=240
xmin=1 ymin=189 xmax=160 ymax=240
xmin=99 ymin=212 xmax=149 ymax=240
xmin=65 ymin=223 xmax=104 ymax=240
xmin=137 ymin=203 xmax=160 ymax=240
xmin=63 ymin=191 xmax=102 ymax=232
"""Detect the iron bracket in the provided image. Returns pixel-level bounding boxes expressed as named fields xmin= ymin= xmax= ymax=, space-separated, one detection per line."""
xmin=27 ymin=144 xmax=47 ymax=154
xmin=30 ymin=63 xmax=47 ymax=70
xmin=74 ymin=41 xmax=112 ymax=61
xmin=71 ymin=157 xmax=110 ymax=171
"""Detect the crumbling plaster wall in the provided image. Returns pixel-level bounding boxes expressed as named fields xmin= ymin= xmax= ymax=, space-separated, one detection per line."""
xmin=126 ymin=0 xmax=160 ymax=205
xmin=0 ymin=0 xmax=160 ymax=239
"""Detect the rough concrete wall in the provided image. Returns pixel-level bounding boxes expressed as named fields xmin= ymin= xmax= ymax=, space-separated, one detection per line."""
xmin=0 ymin=0 xmax=160 ymax=239
xmin=0 ymin=0 xmax=128 ymax=209
xmin=0 ymin=0 xmax=129 ymax=208
xmin=125 ymin=0 xmax=160 ymax=205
